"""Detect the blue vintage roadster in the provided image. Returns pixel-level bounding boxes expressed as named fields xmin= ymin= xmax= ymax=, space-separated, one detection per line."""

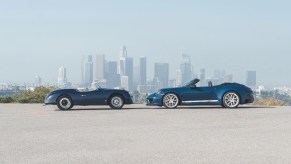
xmin=44 ymin=86 xmax=133 ymax=110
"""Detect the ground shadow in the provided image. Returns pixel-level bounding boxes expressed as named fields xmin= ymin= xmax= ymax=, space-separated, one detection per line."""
xmin=175 ymin=105 xmax=276 ymax=110
xmin=54 ymin=105 xmax=275 ymax=111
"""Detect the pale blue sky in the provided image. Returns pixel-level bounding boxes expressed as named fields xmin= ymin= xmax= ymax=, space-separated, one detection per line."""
xmin=0 ymin=0 xmax=290 ymax=87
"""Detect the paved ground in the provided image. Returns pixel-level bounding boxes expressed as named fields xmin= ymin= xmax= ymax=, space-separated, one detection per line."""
xmin=1 ymin=104 xmax=291 ymax=164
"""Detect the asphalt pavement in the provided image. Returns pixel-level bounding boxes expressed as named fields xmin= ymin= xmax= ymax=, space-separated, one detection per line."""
xmin=1 ymin=104 xmax=291 ymax=164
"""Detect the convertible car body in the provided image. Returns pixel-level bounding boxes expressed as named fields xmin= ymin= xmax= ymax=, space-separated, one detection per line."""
xmin=146 ymin=79 xmax=254 ymax=108
xmin=44 ymin=87 xmax=133 ymax=110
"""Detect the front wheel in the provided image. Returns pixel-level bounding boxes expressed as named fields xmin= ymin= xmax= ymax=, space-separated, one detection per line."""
xmin=109 ymin=95 xmax=124 ymax=109
xmin=223 ymin=92 xmax=240 ymax=108
xmin=57 ymin=96 xmax=73 ymax=110
xmin=163 ymin=93 xmax=179 ymax=109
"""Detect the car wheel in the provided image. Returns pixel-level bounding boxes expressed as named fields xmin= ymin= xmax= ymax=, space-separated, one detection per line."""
xmin=109 ymin=95 xmax=124 ymax=109
xmin=57 ymin=96 xmax=73 ymax=110
xmin=163 ymin=93 xmax=179 ymax=109
xmin=223 ymin=92 xmax=240 ymax=108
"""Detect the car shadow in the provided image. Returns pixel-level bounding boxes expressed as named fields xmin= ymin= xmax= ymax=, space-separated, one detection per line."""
xmin=175 ymin=105 xmax=276 ymax=110
xmin=54 ymin=105 xmax=275 ymax=111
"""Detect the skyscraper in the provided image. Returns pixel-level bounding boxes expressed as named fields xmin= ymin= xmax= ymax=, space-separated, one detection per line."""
xmin=105 ymin=61 xmax=120 ymax=88
xmin=176 ymin=69 xmax=182 ymax=86
xmin=180 ymin=54 xmax=192 ymax=84
xmin=200 ymin=69 xmax=205 ymax=81
xmin=35 ymin=75 xmax=42 ymax=87
xmin=95 ymin=54 xmax=105 ymax=80
xmin=118 ymin=46 xmax=134 ymax=91
xmin=125 ymin=57 xmax=133 ymax=91
xmin=246 ymin=71 xmax=256 ymax=88
xmin=83 ymin=55 xmax=93 ymax=87
xmin=121 ymin=76 xmax=129 ymax=91
xmin=154 ymin=63 xmax=169 ymax=88
xmin=119 ymin=46 xmax=127 ymax=77
xmin=139 ymin=56 xmax=146 ymax=86
xmin=81 ymin=55 xmax=85 ymax=85
xmin=58 ymin=66 xmax=67 ymax=88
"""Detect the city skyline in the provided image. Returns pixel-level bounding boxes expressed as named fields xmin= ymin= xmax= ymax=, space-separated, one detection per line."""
xmin=1 ymin=46 xmax=260 ymax=89
xmin=0 ymin=1 xmax=290 ymax=87
xmin=25 ymin=46 xmax=257 ymax=93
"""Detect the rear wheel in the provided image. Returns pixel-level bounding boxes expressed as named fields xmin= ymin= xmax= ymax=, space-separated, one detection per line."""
xmin=163 ymin=93 xmax=179 ymax=109
xmin=109 ymin=95 xmax=124 ymax=109
xmin=223 ymin=92 xmax=240 ymax=108
xmin=57 ymin=96 xmax=73 ymax=110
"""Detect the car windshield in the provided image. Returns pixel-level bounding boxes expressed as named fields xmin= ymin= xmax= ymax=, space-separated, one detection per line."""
xmin=182 ymin=79 xmax=200 ymax=87
xmin=76 ymin=85 xmax=99 ymax=92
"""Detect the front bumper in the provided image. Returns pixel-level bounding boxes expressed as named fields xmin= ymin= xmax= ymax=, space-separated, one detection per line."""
xmin=44 ymin=94 xmax=57 ymax=105
xmin=146 ymin=93 xmax=163 ymax=106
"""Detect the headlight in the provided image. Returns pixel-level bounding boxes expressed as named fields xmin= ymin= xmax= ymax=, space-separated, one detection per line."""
xmin=157 ymin=90 xmax=165 ymax=96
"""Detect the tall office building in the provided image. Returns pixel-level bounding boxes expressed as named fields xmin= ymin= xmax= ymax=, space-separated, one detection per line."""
xmin=139 ymin=56 xmax=146 ymax=86
xmin=35 ymin=75 xmax=42 ymax=87
xmin=246 ymin=71 xmax=256 ymax=88
xmin=58 ymin=66 xmax=67 ymax=87
xmin=83 ymin=55 xmax=93 ymax=87
xmin=180 ymin=54 xmax=192 ymax=84
xmin=118 ymin=46 xmax=134 ymax=91
xmin=154 ymin=63 xmax=169 ymax=88
xmin=81 ymin=55 xmax=85 ymax=85
xmin=119 ymin=46 xmax=127 ymax=77
xmin=176 ymin=69 xmax=182 ymax=86
xmin=200 ymin=69 xmax=205 ymax=81
xmin=125 ymin=57 xmax=133 ymax=91
xmin=95 ymin=54 xmax=105 ymax=80
xmin=121 ymin=76 xmax=129 ymax=91
xmin=105 ymin=61 xmax=120 ymax=88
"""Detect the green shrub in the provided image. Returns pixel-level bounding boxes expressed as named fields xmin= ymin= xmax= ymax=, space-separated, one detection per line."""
xmin=0 ymin=86 xmax=55 ymax=104
xmin=254 ymin=98 xmax=285 ymax=106
xmin=13 ymin=86 xmax=54 ymax=103
xmin=0 ymin=96 xmax=15 ymax=103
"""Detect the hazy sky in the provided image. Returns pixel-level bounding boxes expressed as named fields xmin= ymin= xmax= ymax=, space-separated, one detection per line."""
xmin=0 ymin=0 xmax=290 ymax=87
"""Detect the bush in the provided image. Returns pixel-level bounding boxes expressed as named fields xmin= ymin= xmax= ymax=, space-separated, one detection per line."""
xmin=0 ymin=86 xmax=54 ymax=104
xmin=13 ymin=86 xmax=54 ymax=103
xmin=0 ymin=96 xmax=15 ymax=103
xmin=254 ymin=98 xmax=285 ymax=106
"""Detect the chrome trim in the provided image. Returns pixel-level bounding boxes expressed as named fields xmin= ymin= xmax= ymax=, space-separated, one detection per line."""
xmin=182 ymin=100 xmax=219 ymax=103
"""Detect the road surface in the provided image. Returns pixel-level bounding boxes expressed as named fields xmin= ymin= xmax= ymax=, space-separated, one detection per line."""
xmin=1 ymin=104 xmax=291 ymax=164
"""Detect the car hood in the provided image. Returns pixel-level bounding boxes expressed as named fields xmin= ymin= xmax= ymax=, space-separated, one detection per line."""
xmin=48 ymin=89 xmax=76 ymax=95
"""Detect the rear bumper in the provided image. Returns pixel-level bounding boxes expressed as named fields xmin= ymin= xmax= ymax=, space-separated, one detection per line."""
xmin=125 ymin=97 xmax=133 ymax=104
xmin=242 ymin=93 xmax=254 ymax=104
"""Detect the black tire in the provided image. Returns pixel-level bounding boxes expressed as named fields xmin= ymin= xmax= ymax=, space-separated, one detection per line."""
xmin=57 ymin=96 xmax=73 ymax=111
xmin=109 ymin=95 xmax=124 ymax=109
xmin=163 ymin=93 xmax=179 ymax=109
xmin=222 ymin=91 xmax=240 ymax=108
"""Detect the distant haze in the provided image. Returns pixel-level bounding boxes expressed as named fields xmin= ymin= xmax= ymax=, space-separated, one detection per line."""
xmin=0 ymin=0 xmax=290 ymax=87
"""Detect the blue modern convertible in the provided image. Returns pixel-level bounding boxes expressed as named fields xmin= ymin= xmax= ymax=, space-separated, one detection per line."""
xmin=147 ymin=79 xmax=254 ymax=108
xmin=44 ymin=86 xmax=133 ymax=110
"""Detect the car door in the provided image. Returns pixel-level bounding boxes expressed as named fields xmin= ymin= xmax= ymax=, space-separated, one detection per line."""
xmin=180 ymin=86 xmax=218 ymax=104
xmin=80 ymin=89 xmax=105 ymax=105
